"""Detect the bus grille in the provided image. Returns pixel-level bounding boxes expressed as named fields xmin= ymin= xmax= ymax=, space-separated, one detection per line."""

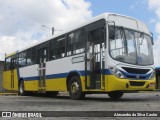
xmin=129 ymin=81 xmax=145 ymax=86
xmin=122 ymin=67 xmax=150 ymax=74
xmin=126 ymin=75 xmax=146 ymax=79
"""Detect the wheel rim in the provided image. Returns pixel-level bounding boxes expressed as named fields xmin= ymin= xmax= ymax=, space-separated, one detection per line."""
xmin=71 ymin=82 xmax=79 ymax=95
xmin=20 ymin=83 xmax=24 ymax=94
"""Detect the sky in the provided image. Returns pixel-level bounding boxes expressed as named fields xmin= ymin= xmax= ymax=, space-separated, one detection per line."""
xmin=0 ymin=0 xmax=160 ymax=66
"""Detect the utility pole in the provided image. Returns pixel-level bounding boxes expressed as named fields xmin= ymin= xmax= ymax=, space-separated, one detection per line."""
xmin=42 ymin=25 xmax=62 ymax=35
xmin=41 ymin=25 xmax=55 ymax=35
xmin=51 ymin=27 xmax=54 ymax=35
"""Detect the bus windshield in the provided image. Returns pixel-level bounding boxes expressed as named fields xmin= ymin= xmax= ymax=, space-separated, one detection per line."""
xmin=109 ymin=26 xmax=154 ymax=65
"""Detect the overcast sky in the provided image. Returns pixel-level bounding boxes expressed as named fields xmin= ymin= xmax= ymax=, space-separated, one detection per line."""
xmin=0 ymin=0 xmax=160 ymax=67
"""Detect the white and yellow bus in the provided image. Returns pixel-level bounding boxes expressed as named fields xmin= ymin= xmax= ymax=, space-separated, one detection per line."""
xmin=3 ymin=13 xmax=155 ymax=100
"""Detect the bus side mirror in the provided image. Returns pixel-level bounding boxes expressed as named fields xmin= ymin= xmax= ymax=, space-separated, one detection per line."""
xmin=151 ymin=32 xmax=154 ymax=45
xmin=151 ymin=37 xmax=154 ymax=45
xmin=109 ymin=27 xmax=115 ymax=40
xmin=107 ymin=21 xmax=115 ymax=40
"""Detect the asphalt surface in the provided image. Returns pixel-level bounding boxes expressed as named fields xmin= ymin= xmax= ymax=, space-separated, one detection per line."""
xmin=0 ymin=92 xmax=160 ymax=120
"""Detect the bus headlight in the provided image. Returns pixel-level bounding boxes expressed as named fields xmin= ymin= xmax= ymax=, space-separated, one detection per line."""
xmin=148 ymin=72 xmax=155 ymax=80
xmin=114 ymin=69 xmax=125 ymax=79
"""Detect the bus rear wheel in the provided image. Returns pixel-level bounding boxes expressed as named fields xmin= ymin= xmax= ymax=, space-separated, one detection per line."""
xmin=108 ymin=91 xmax=124 ymax=100
xmin=18 ymin=80 xmax=26 ymax=96
xmin=69 ymin=76 xmax=85 ymax=100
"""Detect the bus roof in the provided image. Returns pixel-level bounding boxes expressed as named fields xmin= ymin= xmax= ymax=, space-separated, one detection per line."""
xmin=5 ymin=12 xmax=150 ymax=57
xmin=5 ymin=52 xmax=17 ymax=58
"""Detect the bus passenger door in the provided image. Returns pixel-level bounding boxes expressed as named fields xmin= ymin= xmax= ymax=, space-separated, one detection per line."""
xmin=10 ymin=58 xmax=16 ymax=90
xmin=38 ymin=48 xmax=47 ymax=91
xmin=86 ymin=28 xmax=105 ymax=89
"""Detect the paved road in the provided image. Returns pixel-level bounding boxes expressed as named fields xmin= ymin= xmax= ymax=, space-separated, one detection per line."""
xmin=0 ymin=92 xmax=160 ymax=120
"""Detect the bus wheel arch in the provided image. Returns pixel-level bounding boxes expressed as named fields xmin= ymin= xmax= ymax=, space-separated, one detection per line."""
xmin=66 ymin=72 xmax=85 ymax=100
xmin=66 ymin=72 xmax=80 ymax=91
xmin=18 ymin=78 xmax=26 ymax=96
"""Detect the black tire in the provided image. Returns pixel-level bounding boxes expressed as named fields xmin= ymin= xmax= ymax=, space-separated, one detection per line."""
xmin=69 ymin=76 xmax=85 ymax=100
xmin=18 ymin=80 xmax=26 ymax=96
xmin=46 ymin=91 xmax=59 ymax=97
xmin=108 ymin=91 xmax=124 ymax=100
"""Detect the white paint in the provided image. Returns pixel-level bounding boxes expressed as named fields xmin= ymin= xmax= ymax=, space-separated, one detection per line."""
xmin=108 ymin=14 xmax=150 ymax=34
xmin=19 ymin=64 xmax=39 ymax=78
xmin=72 ymin=56 xmax=84 ymax=63
xmin=46 ymin=54 xmax=85 ymax=75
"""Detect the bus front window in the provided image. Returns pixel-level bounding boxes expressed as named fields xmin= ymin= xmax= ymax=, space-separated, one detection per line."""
xmin=109 ymin=26 xmax=153 ymax=65
xmin=109 ymin=27 xmax=126 ymax=62
xmin=136 ymin=34 xmax=154 ymax=65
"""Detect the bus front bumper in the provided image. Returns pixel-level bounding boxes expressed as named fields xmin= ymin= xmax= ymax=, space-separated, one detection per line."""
xmin=106 ymin=75 xmax=156 ymax=92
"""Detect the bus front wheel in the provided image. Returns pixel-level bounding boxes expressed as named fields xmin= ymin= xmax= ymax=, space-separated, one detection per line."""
xmin=108 ymin=91 xmax=124 ymax=100
xmin=69 ymin=76 xmax=85 ymax=100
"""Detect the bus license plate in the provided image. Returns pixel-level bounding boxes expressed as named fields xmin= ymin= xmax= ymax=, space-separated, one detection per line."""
xmin=149 ymin=83 xmax=155 ymax=87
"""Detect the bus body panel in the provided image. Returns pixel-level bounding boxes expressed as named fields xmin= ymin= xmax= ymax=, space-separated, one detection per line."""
xmin=19 ymin=64 xmax=39 ymax=79
xmin=24 ymin=80 xmax=38 ymax=91
xmin=46 ymin=54 xmax=85 ymax=91
xmin=18 ymin=54 xmax=85 ymax=91
xmin=107 ymin=14 xmax=150 ymax=34
xmin=13 ymin=69 xmax=19 ymax=90
xmin=46 ymin=54 xmax=85 ymax=76
xmin=19 ymin=65 xmax=39 ymax=91
xmin=3 ymin=71 xmax=12 ymax=90
xmin=3 ymin=69 xmax=18 ymax=91
xmin=45 ymin=78 xmax=67 ymax=91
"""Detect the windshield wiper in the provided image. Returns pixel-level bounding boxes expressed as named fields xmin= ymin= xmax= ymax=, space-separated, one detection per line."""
xmin=139 ymin=32 xmax=144 ymax=45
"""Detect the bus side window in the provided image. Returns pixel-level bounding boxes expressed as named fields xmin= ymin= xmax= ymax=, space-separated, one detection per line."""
xmin=50 ymin=39 xmax=56 ymax=60
xmin=67 ymin=33 xmax=74 ymax=56
xmin=74 ymin=30 xmax=85 ymax=54
xmin=11 ymin=58 xmax=17 ymax=69
xmin=18 ymin=51 xmax=27 ymax=67
xmin=67 ymin=29 xmax=85 ymax=56
xmin=56 ymin=37 xmax=65 ymax=58
xmin=5 ymin=57 xmax=11 ymax=71
xmin=26 ymin=47 xmax=36 ymax=66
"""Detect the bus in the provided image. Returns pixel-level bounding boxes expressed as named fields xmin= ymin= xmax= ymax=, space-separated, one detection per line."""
xmin=3 ymin=13 xmax=155 ymax=100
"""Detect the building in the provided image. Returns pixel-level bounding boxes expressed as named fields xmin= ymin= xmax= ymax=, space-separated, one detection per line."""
xmin=155 ymin=67 xmax=160 ymax=89
xmin=0 ymin=61 xmax=5 ymax=91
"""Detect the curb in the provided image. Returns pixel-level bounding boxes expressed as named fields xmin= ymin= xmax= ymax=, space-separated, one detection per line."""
xmin=0 ymin=93 xmax=18 ymax=96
